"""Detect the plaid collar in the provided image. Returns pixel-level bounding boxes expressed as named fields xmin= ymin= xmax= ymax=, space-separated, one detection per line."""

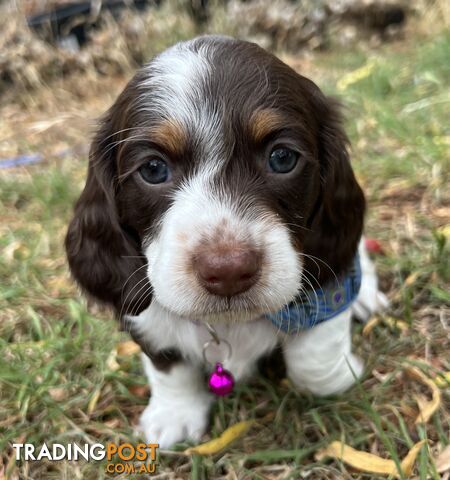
xmin=266 ymin=255 xmax=362 ymax=334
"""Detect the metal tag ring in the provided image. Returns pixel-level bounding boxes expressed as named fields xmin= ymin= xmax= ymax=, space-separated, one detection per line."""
xmin=202 ymin=338 xmax=232 ymax=365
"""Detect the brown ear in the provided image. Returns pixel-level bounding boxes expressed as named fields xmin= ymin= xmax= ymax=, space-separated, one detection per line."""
xmin=65 ymin=111 xmax=151 ymax=316
xmin=303 ymin=95 xmax=365 ymax=285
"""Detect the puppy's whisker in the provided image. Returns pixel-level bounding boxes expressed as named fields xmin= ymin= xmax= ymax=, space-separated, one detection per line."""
xmin=119 ymin=274 xmax=150 ymax=319
xmin=299 ymin=271 xmax=322 ymax=329
xmin=120 ymin=263 xmax=150 ymax=302
xmin=131 ymin=286 xmax=154 ymax=318
xmin=298 ymin=252 xmax=341 ymax=288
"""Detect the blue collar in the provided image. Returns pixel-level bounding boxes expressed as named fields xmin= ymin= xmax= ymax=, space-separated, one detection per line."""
xmin=266 ymin=255 xmax=362 ymax=334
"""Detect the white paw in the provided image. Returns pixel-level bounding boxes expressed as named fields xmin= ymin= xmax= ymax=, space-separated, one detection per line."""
xmin=352 ymin=290 xmax=389 ymax=322
xmin=352 ymin=240 xmax=389 ymax=322
xmin=139 ymin=394 xmax=212 ymax=449
xmin=289 ymin=353 xmax=364 ymax=396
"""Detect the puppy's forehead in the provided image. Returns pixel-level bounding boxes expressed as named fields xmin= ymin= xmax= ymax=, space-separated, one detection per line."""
xmin=138 ymin=37 xmax=286 ymax=135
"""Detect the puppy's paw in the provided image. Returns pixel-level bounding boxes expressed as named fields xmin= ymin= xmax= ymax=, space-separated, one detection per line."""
xmin=139 ymin=394 xmax=212 ymax=449
xmin=289 ymin=353 xmax=364 ymax=396
xmin=352 ymin=290 xmax=389 ymax=322
xmin=353 ymin=239 xmax=389 ymax=322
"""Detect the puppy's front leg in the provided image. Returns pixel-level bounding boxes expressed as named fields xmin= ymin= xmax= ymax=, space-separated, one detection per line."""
xmin=283 ymin=310 xmax=364 ymax=396
xmin=140 ymin=353 xmax=213 ymax=448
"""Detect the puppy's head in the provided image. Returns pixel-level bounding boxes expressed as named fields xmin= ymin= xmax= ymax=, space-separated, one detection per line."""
xmin=65 ymin=36 xmax=365 ymax=322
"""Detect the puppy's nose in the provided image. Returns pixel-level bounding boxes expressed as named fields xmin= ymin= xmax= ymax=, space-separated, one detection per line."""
xmin=193 ymin=248 xmax=261 ymax=297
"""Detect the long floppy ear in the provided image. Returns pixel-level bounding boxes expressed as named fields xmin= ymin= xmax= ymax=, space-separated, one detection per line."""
xmin=65 ymin=110 xmax=151 ymax=316
xmin=303 ymin=94 xmax=366 ymax=285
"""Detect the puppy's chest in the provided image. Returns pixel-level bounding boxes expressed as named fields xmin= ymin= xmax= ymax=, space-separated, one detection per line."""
xmin=130 ymin=304 xmax=279 ymax=380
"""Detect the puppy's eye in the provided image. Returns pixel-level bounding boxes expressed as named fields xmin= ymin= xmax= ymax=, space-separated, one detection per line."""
xmin=139 ymin=158 xmax=171 ymax=184
xmin=268 ymin=148 xmax=298 ymax=174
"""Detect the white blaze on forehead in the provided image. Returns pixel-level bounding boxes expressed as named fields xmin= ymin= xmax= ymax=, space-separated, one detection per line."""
xmin=139 ymin=39 xmax=225 ymax=168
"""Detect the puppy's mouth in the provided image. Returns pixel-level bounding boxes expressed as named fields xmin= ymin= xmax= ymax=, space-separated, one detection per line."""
xmin=154 ymin=281 xmax=295 ymax=324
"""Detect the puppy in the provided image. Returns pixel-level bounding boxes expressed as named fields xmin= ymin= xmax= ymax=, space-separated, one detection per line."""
xmin=65 ymin=35 xmax=387 ymax=448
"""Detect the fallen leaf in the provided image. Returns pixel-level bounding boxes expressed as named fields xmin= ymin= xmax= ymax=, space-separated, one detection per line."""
xmin=337 ymin=59 xmax=376 ymax=91
xmin=435 ymin=445 xmax=450 ymax=474
xmin=106 ymin=350 xmax=119 ymax=371
xmin=116 ymin=340 xmax=141 ymax=356
xmin=434 ymin=372 xmax=450 ymax=388
xmin=383 ymin=316 xmax=409 ymax=332
xmin=363 ymin=316 xmax=408 ymax=336
xmin=315 ymin=440 xmax=426 ymax=477
xmin=405 ymin=271 xmax=420 ymax=287
xmin=185 ymin=420 xmax=255 ymax=455
xmin=406 ymin=366 xmax=442 ymax=424
xmin=363 ymin=316 xmax=380 ymax=336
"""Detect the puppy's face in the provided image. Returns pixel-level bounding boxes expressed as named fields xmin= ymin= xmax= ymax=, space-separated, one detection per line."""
xmin=66 ymin=36 xmax=365 ymax=321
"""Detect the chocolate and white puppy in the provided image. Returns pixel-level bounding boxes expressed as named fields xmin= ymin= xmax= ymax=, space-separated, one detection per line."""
xmin=66 ymin=35 xmax=387 ymax=448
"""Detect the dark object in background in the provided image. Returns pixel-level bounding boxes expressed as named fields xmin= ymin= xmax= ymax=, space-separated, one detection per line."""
xmin=342 ymin=2 xmax=406 ymax=33
xmin=188 ymin=0 xmax=209 ymax=25
xmin=27 ymin=0 xmax=159 ymax=49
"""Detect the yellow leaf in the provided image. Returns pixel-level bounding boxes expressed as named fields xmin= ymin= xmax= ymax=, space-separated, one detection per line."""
xmin=116 ymin=340 xmax=141 ymax=356
xmin=383 ymin=316 xmax=409 ymax=332
xmin=436 ymin=225 xmax=450 ymax=238
xmin=185 ymin=420 xmax=255 ymax=455
xmin=362 ymin=316 xmax=380 ymax=336
xmin=315 ymin=440 xmax=426 ymax=477
xmin=106 ymin=350 xmax=119 ymax=372
xmin=363 ymin=316 xmax=408 ymax=336
xmin=404 ymin=271 xmax=420 ymax=287
xmin=434 ymin=371 xmax=450 ymax=388
xmin=337 ymin=59 xmax=376 ymax=91
xmin=406 ymin=366 xmax=442 ymax=424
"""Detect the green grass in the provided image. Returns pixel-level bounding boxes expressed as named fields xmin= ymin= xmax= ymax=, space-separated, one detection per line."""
xmin=1 ymin=29 xmax=449 ymax=480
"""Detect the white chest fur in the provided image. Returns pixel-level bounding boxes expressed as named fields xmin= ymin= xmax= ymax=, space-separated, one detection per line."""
xmin=128 ymin=301 xmax=279 ymax=381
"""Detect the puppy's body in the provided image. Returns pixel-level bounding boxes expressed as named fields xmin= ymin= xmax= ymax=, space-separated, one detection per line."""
xmin=66 ymin=35 xmax=387 ymax=448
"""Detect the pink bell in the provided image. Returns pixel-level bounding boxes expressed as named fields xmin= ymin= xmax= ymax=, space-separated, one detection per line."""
xmin=208 ymin=363 xmax=235 ymax=396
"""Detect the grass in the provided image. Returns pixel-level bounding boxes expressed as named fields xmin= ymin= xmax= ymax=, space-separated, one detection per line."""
xmin=1 ymin=14 xmax=449 ymax=480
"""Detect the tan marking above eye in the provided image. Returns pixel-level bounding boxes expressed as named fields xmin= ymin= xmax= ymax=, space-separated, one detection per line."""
xmin=249 ymin=109 xmax=286 ymax=144
xmin=149 ymin=119 xmax=186 ymax=157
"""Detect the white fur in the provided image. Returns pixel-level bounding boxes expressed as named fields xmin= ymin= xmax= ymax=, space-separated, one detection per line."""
xmin=131 ymin=302 xmax=277 ymax=448
xmin=139 ymin=38 xmax=226 ymax=166
xmin=144 ymin=168 xmax=302 ymax=323
xmin=283 ymin=309 xmax=364 ymax=395
xmin=130 ymin=240 xmax=387 ymax=447
xmin=139 ymin=354 xmax=213 ymax=448
xmin=352 ymin=239 xmax=389 ymax=322
xmin=131 ymin=300 xmax=278 ymax=381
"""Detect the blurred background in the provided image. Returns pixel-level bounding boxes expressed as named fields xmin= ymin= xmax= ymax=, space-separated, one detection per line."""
xmin=0 ymin=1 xmax=449 ymax=479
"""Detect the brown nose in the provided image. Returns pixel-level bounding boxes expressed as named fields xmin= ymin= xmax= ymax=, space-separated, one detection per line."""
xmin=193 ymin=247 xmax=261 ymax=297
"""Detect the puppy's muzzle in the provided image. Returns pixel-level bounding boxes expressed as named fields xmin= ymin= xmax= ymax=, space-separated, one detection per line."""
xmin=193 ymin=244 xmax=261 ymax=297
